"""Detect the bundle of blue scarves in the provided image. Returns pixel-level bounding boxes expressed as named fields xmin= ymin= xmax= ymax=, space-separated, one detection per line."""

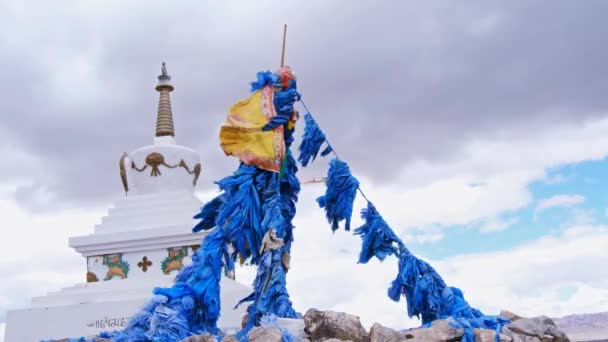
xmin=298 ymin=112 xmax=509 ymax=342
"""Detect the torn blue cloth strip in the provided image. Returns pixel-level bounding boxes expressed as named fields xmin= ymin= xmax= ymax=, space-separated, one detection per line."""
xmin=354 ymin=202 xmax=404 ymax=263
xmin=316 ymin=158 xmax=359 ymax=231
xmin=298 ymin=113 xmax=332 ymax=167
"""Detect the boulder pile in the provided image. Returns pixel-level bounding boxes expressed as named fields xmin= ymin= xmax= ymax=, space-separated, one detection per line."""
xmin=181 ymin=308 xmax=570 ymax=342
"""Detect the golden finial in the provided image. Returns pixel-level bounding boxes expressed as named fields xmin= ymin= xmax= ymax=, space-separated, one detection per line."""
xmin=155 ymin=62 xmax=175 ymax=137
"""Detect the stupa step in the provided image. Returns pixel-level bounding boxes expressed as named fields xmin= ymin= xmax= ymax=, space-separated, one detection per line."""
xmin=102 ymin=204 xmax=200 ymax=222
xmin=70 ymin=226 xmax=208 ymax=257
xmin=109 ymin=197 xmax=201 ymax=215
xmin=31 ymin=286 xmax=157 ymax=308
xmin=112 ymin=192 xmax=201 ymax=210
xmin=106 ymin=200 xmax=200 ymax=218
xmin=94 ymin=217 xmax=196 ymax=234
xmin=99 ymin=210 xmax=197 ymax=227
xmin=41 ymin=276 xmax=174 ymax=298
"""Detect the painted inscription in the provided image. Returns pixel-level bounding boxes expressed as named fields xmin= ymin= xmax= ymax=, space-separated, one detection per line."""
xmin=86 ymin=316 xmax=129 ymax=329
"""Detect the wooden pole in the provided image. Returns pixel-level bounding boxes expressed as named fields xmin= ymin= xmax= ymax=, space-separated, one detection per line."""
xmin=281 ymin=24 xmax=287 ymax=67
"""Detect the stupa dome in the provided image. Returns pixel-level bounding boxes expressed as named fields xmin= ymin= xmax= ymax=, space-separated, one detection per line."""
xmin=121 ymin=63 xmax=201 ymax=196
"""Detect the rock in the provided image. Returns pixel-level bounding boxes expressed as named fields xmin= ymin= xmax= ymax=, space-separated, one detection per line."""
xmin=180 ymin=333 xmax=218 ymax=342
xmin=474 ymin=328 xmax=496 ymax=342
xmin=504 ymin=316 xmax=569 ymax=341
xmin=303 ymin=308 xmax=369 ymax=342
xmin=277 ymin=317 xmax=308 ymax=340
xmin=322 ymin=339 xmax=354 ymax=342
xmin=474 ymin=328 xmax=512 ymax=342
xmin=248 ymin=326 xmax=283 ymax=342
xmin=500 ymin=310 xmax=525 ymax=322
xmin=402 ymin=318 xmax=464 ymax=341
xmin=221 ymin=335 xmax=239 ymax=342
xmin=369 ymin=322 xmax=406 ymax=342
xmin=241 ymin=313 xmax=249 ymax=328
xmin=501 ymin=327 xmax=541 ymax=342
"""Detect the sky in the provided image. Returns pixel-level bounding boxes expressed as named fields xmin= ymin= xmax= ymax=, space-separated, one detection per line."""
xmin=1 ymin=0 xmax=608 ymax=339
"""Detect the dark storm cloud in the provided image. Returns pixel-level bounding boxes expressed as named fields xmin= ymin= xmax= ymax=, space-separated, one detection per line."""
xmin=1 ymin=1 xmax=608 ymax=210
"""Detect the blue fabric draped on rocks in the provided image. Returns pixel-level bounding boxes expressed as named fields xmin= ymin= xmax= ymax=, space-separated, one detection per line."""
xmin=317 ymin=158 xmax=359 ymax=231
xmin=354 ymin=202 xmax=509 ymax=341
xmin=298 ymin=113 xmax=332 ymax=167
xmin=237 ymin=247 xmax=298 ymax=341
xmin=235 ymin=156 xmax=300 ymax=336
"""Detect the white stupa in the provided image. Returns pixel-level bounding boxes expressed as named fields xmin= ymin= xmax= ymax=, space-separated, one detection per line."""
xmin=4 ymin=64 xmax=250 ymax=341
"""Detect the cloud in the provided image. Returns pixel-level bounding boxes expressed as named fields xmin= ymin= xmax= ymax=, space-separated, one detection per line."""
xmin=434 ymin=225 xmax=608 ymax=318
xmin=3 ymin=1 xmax=608 ymax=211
xmin=535 ymin=194 xmax=585 ymax=216
xmin=479 ymin=215 xmax=519 ymax=233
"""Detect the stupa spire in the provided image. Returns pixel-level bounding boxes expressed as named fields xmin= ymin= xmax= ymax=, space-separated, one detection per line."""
xmin=155 ymin=62 xmax=175 ymax=137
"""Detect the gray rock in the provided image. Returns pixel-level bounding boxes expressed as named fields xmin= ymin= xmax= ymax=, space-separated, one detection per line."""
xmin=500 ymin=310 xmax=525 ymax=322
xmin=221 ymin=335 xmax=239 ymax=342
xmin=248 ymin=326 xmax=283 ymax=342
xmin=180 ymin=333 xmax=218 ymax=342
xmin=505 ymin=316 xmax=569 ymax=341
xmin=501 ymin=327 xmax=541 ymax=342
xmin=322 ymin=339 xmax=354 ymax=342
xmin=473 ymin=328 xmax=512 ymax=342
xmin=303 ymin=308 xmax=369 ymax=342
xmin=402 ymin=318 xmax=464 ymax=341
xmin=369 ymin=322 xmax=406 ymax=342
xmin=241 ymin=313 xmax=249 ymax=329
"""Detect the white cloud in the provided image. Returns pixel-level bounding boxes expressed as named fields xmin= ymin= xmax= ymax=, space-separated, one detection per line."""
xmin=0 ymin=322 xmax=4 ymax=342
xmin=479 ymin=215 xmax=519 ymax=233
xmin=345 ymin=117 xmax=608 ymax=235
xmin=253 ymin=222 xmax=608 ymax=330
xmin=403 ymin=227 xmax=445 ymax=244
xmin=433 ymin=225 xmax=608 ymax=318
xmin=536 ymin=194 xmax=585 ymax=216
xmin=543 ymin=173 xmax=569 ymax=185
xmin=563 ymin=208 xmax=596 ymax=227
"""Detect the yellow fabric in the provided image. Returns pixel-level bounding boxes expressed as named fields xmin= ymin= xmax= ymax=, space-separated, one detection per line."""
xmin=219 ymin=86 xmax=285 ymax=172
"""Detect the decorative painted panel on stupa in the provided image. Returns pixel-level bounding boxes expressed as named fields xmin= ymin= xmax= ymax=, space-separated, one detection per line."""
xmin=85 ymin=245 xmax=200 ymax=282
